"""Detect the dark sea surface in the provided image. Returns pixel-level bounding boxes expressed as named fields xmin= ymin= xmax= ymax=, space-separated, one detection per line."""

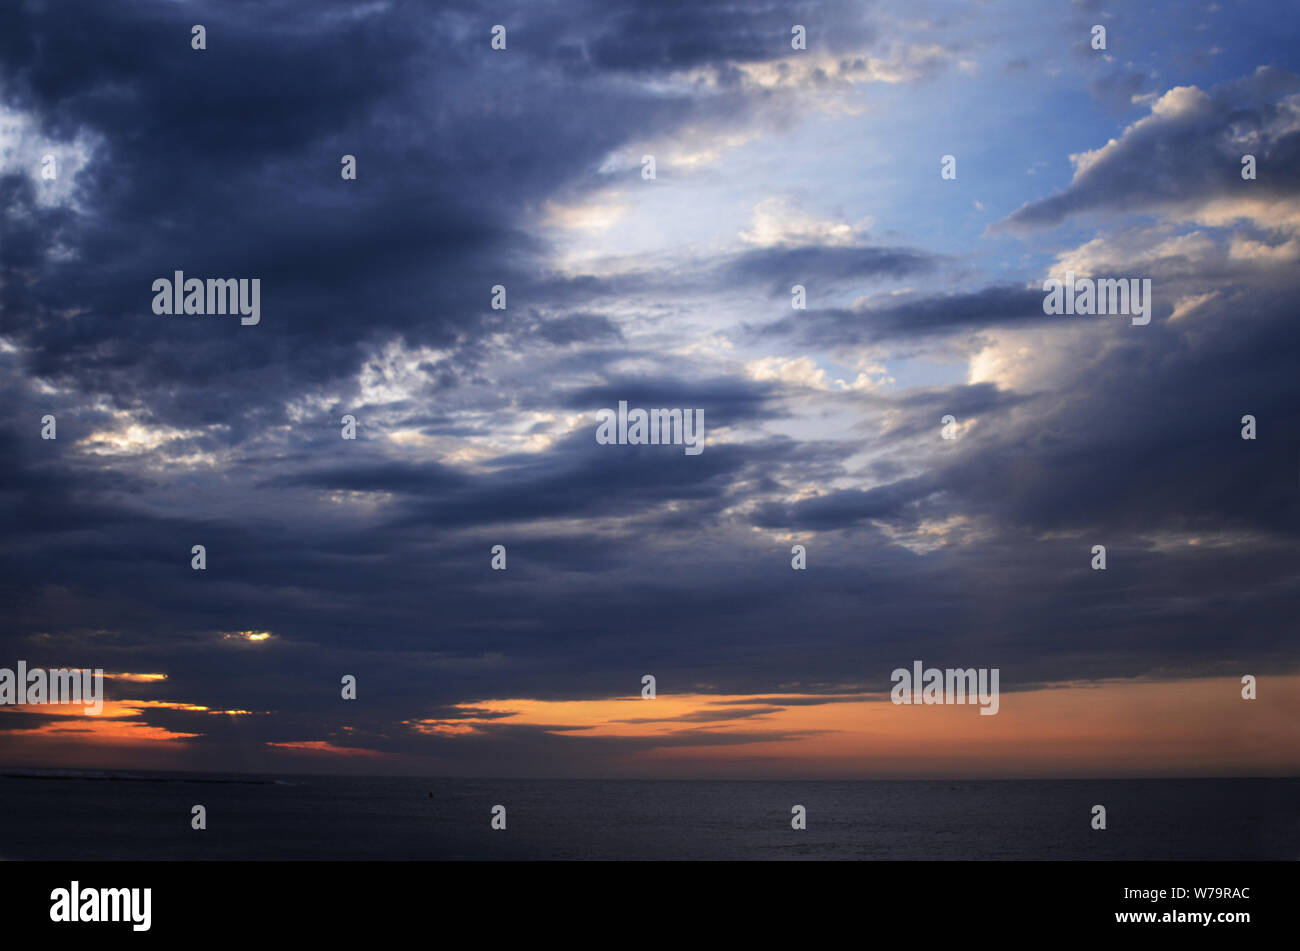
xmin=0 ymin=770 xmax=1295 ymax=860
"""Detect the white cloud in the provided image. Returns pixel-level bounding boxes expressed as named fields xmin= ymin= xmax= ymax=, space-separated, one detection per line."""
xmin=0 ymin=99 xmax=99 ymax=211
xmin=739 ymin=197 xmax=867 ymax=248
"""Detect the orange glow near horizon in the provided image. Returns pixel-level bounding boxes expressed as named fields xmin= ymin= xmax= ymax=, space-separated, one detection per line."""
xmin=266 ymin=740 xmax=394 ymax=758
xmin=0 ymin=697 xmax=263 ymax=747
xmin=0 ymin=699 xmax=204 ymax=743
xmin=222 ymin=630 xmax=272 ymax=642
xmin=2 ymin=675 xmax=1295 ymax=777
xmin=104 ymin=672 xmax=169 ymax=682
xmin=402 ymin=675 xmax=1300 ymax=777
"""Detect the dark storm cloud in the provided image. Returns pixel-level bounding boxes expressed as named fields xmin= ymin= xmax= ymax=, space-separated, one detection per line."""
xmin=752 ymin=274 xmax=1300 ymax=547
xmin=940 ymin=290 xmax=1300 ymax=542
xmin=752 ymin=475 xmax=939 ymax=530
xmin=557 ymin=375 xmax=779 ymax=427
xmin=384 ymin=431 xmax=804 ymax=529
xmin=532 ymin=312 xmax=623 ymax=345
xmin=0 ymin=712 xmax=63 ymax=732
xmin=724 ymin=243 xmax=936 ymax=297
xmin=0 ymin=0 xmax=770 ymax=430
xmin=757 ymin=285 xmax=1044 ymax=345
xmin=268 ymin=460 xmax=472 ymax=494
xmin=554 ymin=0 xmax=877 ymax=75
xmin=252 ymin=374 xmax=792 ymax=532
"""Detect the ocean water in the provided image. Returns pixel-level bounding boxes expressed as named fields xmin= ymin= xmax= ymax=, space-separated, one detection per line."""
xmin=0 ymin=770 xmax=1295 ymax=860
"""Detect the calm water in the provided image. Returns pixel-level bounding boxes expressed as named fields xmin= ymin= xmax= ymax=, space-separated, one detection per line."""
xmin=0 ymin=770 xmax=1295 ymax=860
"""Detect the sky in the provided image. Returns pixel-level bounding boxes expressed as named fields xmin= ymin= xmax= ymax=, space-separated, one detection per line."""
xmin=0 ymin=0 xmax=1297 ymax=779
